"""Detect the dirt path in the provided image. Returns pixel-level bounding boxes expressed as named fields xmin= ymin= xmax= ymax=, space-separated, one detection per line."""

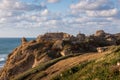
xmin=40 ymin=51 xmax=109 ymax=80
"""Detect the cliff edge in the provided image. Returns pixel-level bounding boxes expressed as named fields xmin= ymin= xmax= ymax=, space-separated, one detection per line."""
xmin=0 ymin=31 xmax=120 ymax=80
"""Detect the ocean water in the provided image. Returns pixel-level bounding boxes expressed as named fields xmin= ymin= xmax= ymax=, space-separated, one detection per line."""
xmin=0 ymin=38 xmax=35 ymax=68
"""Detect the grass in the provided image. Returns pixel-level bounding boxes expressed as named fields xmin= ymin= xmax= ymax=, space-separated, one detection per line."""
xmin=52 ymin=46 xmax=120 ymax=80
xmin=12 ymin=53 xmax=82 ymax=80
xmin=52 ymin=60 xmax=95 ymax=80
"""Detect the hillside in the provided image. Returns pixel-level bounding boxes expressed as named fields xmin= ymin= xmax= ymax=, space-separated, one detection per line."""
xmin=52 ymin=46 xmax=120 ymax=80
xmin=8 ymin=46 xmax=120 ymax=80
xmin=0 ymin=30 xmax=120 ymax=80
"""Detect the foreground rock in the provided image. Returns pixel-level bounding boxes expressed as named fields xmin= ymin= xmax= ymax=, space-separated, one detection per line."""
xmin=0 ymin=32 xmax=74 ymax=80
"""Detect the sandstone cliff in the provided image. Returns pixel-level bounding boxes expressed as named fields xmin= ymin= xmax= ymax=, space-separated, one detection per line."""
xmin=0 ymin=31 xmax=120 ymax=80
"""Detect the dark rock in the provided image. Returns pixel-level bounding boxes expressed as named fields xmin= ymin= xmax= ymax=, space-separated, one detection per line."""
xmin=76 ymin=33 xmax=85 ymax=42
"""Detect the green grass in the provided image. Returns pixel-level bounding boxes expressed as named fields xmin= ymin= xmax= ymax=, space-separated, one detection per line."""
xmin=52 ymin=46 xmax=120 ymax=80
xmin=12 ymin=53 xmax=82 ymax=80
xmin=52 ymin=60 xmax=95 ymax=80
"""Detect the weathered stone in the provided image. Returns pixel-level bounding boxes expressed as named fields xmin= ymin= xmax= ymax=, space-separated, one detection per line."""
xmin=76 ymin=33 xmax=85 ymax=41
xmin=37 ymin=32 xmax=71 ymax=41
xmin=1 ymin=31 xmax=120 ymax=80
xmin=95 ymin=30 xmax=105 ymax=37
xmin=21 ymin=37 xmax=27 ymax=44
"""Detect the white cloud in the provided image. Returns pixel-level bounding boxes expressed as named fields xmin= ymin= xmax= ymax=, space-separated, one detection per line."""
xmin=66 ymin=0 xmax=120 ymax=34
xmin=86 ymin=8 xmax=118 ymax=17
xmin=41 ymin=9 xmax=49 ymax=16
xmin=0 ymin=18 xmax=6 ymax=23
xmin=0 ymin=0 xmax=46 ymax=11
xmin=70 ymin=0 xmax=113 ymax=10
xmin=70 ymin=0 xmax=120 ymax=19
xmin=0 ymin=0 xmax=120 ymax=37
xmin=70 ymin=0 xmax=116 ymax=15
xmin=47 ymin=0 xmax=60 ymax=3
xmin=0 ymin=0 xmax=47 ymax=24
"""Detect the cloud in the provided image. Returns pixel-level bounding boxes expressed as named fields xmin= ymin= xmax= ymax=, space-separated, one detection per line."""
xmin=0 ymin=0 xmax=120 ymax=37
xmin=66 ymin=0 xmax=120 ymax=34
xmin=41 ymin=9 xmax=49 ymax=16
xmin=0 ymin=0 xmax=47 ymax=23
xmin=70 ymin=0 xmax=120 ymax=18
xmin=70 ymin=0 xmax=114 ymax=10
xmin=86 ymin=8 xmax=118 ymax=17
xmin=47 ymin=0 xmax=60 ymax=3
xmin=0 ymin=0 xmax=46 ymax=11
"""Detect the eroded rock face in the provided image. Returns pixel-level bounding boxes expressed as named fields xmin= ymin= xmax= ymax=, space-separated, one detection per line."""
xmin=0 ymin=37 xmax=58 ymax=79
xmin=0 ymin=31 xmax=120 ymax=80
xmin=0 ymin=34 xmax=74 ymax=79
xmin=52 ymin=40 xmax=63 ymax=50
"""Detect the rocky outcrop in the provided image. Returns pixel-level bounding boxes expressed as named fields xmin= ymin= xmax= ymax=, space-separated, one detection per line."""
xmin=88 ymin=30 xmax=118 ymax=47
xmin=37 ymin=32 xmax=71 ymax=41
xmin=0 ymin=38 xmax=56 ymax=79
xmin=0 ymin=34 xmax=74 ymax=80
xmin=52 ymin=40 xmax=63 ymax=50
xmin=0 ymin=31 xmax=120 ymax=80
xmin=94 ymin=30 xmax=106 ymax=37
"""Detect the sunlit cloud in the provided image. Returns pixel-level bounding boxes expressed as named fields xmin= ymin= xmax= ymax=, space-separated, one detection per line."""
xmin=0 ymin=0 xmax=120 ymax=37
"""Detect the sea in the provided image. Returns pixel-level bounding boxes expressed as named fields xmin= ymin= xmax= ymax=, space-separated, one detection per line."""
xmin=0 ymin=38 xmax=35 ymax=68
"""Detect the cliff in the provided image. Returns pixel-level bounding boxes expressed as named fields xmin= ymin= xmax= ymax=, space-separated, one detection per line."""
xmin=0 ymin=31 xmax=120 ymax=80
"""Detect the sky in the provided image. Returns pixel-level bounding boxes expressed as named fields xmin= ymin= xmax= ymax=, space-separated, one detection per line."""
xmin=0 ymin=0 xmax=120 ymax=37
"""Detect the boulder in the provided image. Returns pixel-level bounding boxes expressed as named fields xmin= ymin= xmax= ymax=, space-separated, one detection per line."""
xmin=94 ymin=30 xmax=105 ymax=37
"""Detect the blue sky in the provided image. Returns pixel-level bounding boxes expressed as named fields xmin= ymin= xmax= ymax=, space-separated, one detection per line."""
xmin=0 ymin=0 xmax=120 ymax=37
